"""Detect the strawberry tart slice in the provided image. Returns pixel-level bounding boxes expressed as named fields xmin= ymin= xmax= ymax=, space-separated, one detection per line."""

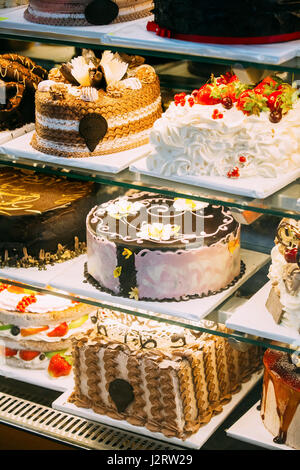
xmin=0 ymin=283 xmax=96 ymax=377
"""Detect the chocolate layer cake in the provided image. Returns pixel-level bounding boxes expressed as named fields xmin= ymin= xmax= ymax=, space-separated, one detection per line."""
xmin=86 ymin=193 xmax=241 ymax=301
xmin=148 ymin=0 xmax=300 ymax=44
xmin=0 ymin=167 xmax=98 ymax=268
xmin=24 ymin=0 xmax=153 ymax=26
xmin=31 ymin=50 xmax=162 ymax=158
xmin=261 ymin=349 xmax=300 ymax=449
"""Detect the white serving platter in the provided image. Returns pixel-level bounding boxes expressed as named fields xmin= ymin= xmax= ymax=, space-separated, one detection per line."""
xmin=226 ymin=401 xmax=295 ymax=450
xmin=226 ymin=281 xmax=300 ymax=348
xmin=52 ymin=370 xmax=263 ymax=449
xmin=130 ymin=155 xmax=300 ymax=200
xmin=1 ymin=131 xmax=151 ymax=174
xmin=0 ymin=6 xmax=151 ymax=42
xmin=0 ymin=255 xmax=87 ymax=289
xmin=104 ymin=19 xmax=300 ymax=65
xmin=48 ymin=249 xmax=269 ymax=323
xmin=0 ymin=362 xmax=74 ymax=392
xmin=0 ymin=123 xmax=34 ymax=146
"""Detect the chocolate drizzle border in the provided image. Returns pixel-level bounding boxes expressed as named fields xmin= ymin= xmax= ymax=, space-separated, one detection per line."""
xmin=83 ymin=260 xmax=246 ymax=303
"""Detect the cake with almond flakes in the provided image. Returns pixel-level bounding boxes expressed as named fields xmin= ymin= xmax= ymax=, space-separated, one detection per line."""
xmin=31 ymin=50 xmax=162 ymax=158
xmin=147 ymin=73 xmax=300 ymax=180
xmin=0 ymin=283 xmax=96 ymax=377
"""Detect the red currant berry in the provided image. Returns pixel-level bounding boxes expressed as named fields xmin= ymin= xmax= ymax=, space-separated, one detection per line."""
xmin=284 ymin=247 xmax=298 ymax=264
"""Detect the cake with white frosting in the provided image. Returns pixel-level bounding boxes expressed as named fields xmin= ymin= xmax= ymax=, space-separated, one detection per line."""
xmin=69 ymin=311 xmax=262 ymax=440
xmin=86 ymin=192 xmax=242 ymax=302
xmin=0 ymin=283 xmax=96 ymax=377
xmin=261 ymin=348 xmax=300 ymax=449
xmin=24 ymin=0 xmax=153 ymax=26
xmin=266 ymin=218 xmax=300 ymax=332
xmin=147 ymin=73 xmax=300 ymax=179
xmin=31 ymin=50 xmax=162 ymax=158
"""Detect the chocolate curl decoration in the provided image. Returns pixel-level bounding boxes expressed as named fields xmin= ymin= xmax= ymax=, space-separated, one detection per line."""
xmin=79 ymin=113 xmax=108 ymax=152
xmin=85 ymin=0 xmax=119 ymax=25
xmin=277 ymin=221 xmax=300 ymax=248
xmin=109 ymin=379 xmax=134 ymax=413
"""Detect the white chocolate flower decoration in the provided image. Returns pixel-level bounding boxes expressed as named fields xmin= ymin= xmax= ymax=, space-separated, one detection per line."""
xmin=173 ymin=198 xmax=209 ymax=211
xmin=106 ymin=197 xmax=144 ymax=219
xmin=137 ymin=222 xmax=180 ymax=241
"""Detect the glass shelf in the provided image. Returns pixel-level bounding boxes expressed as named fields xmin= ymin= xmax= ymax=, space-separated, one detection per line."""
xmin=0 ymin=265 xmax=298 ymax=356
xmin=0 ymin=155 xmax=299 ymax=220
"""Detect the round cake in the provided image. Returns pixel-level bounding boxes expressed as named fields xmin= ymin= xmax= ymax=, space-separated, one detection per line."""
xmin=0 ymin=167 xmax=98 ymax=268
xmin=0 ymin=54 xmax=47 ymax=131
xmin=24 ymin=0 xmax=153 ymax=26
xmin=31 ymin=50 xmax=162 ymax=158
xmin=86 ymin=193 xmax=241 ymax=301
xmin=266 ymin=218 xmax=300 ymax=332
xmin=0 ymin=283 xmax=96 ymax=376
xmin=147 ymin=0 xmax=300 ymax=45
xmin=147 ymin=73 xmax=300 ymax=179
xmin=261 ymin=349 xmax=300 ymax=449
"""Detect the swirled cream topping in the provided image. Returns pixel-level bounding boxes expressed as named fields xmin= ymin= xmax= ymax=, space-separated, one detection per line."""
xmin=147 ymin=92 xmax=300 ymax=179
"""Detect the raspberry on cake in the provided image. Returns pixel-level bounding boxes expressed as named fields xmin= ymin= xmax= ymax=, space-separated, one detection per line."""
xmin=86 ymin=193 xmax=241 ymax=301
xmin=24 ymin=0 xmax=154 ymax=26
xmin=147 ymin=73 xmax=300 ymax=179
xmin=266 ymin=218 xmax=300 ymax=332
xmin=0 ymin=283 xmax=96 ymax=375
xmin=31 ymin=50 xmax=162 ymax=158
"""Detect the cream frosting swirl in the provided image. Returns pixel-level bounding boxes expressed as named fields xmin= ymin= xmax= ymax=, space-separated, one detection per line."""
xmin=147 ymin=98 xmax=300 ymax=179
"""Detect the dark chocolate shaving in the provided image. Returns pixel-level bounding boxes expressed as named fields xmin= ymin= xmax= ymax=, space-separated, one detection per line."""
xmin=60 ymin=64 xmax=80 ymax=86
xmin=109 ymin=379 xmax=134 ymax=413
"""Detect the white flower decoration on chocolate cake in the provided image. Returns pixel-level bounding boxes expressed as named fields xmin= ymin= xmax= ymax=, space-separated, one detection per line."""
xmin=173 ymin=198 xmax=209 ymax=211
xmin=137 ymin=222 xmax=180 ymax=241
xmin=105 ymin=196 xmax=144 ymax=219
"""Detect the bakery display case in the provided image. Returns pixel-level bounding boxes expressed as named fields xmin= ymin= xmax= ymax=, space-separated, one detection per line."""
xmin=0 ymin=4 xmax=299 ymax=451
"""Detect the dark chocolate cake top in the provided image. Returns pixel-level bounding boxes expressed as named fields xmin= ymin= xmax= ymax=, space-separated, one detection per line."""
xmin=87 ymin=192 xmax=239 ymax=249
xmin=0 ymin=167 xmax=95 ymax=217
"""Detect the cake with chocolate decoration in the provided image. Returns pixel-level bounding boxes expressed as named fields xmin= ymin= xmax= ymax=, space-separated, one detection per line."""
xmin=86 ymin=192 xmax=242 ymax=302
xmin=31 ymin=50 xmax=162 ymax=158
xmin=147 ymin=0 xmax=300 ymax=45
xmin=261 ymin=348 xmax=300 ymax=449
xmin=0 ymin=282 xmax=96 ymax=377
xmin=266 ymin=218 xmax=300 ymax=332
xmin=0 ymin=167 xmax=98 ymax=268
xmin=24 ymin=0 xmax=153 ymax=26
xmin=0 ymin=54 xmax=47 ymax=131
xmin=147 ymin=73 xmax=300 ymax=180
xmin=69 ymin=311 xmax=262 ymax=440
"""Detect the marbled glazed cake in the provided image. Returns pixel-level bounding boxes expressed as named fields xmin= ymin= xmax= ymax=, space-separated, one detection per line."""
xmin=86 ymin=193 xmax=241 ymax=301
xmin=69 ymin=312 xmax=262 ymax=440
xmin=0 ymin=167 xmax=98 ymax=268
xmin=24 ymin=0 xmax=153 ymax=26
xmin=31 ymin=50 xmax=162 ymax=158
xmin=261 ymin=349 xmax=300 ymax=449
xmin=147 ymin=73 xmax=300 ymax=179
xmin=148 ymin=0 xmax=300 ymax=44
xmin=266 ymin=218 xmax=300 ymax=332
xmin=0 ymin=283 xmax=96 ymax=376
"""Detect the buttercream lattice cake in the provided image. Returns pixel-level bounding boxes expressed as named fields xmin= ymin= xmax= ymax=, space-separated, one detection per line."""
xmin=24 ymin=0 xmax=153 ymax=26
xmin=86 ymin=193 xmax=241 ymax=302
xmin=31 ymin=50 xmax=162 ymax=158
xmin=0 ymin=167 xmax=98 ymax=268
xmin=147 ymin=73 xmax=300 ymax=179
xmin=266 ymin=218 xmax=300 ymax=332
xmin=0 ymin=283 xmax=96 ymax=376
xmin=69 ymin=311 xmax=262 ymax=439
